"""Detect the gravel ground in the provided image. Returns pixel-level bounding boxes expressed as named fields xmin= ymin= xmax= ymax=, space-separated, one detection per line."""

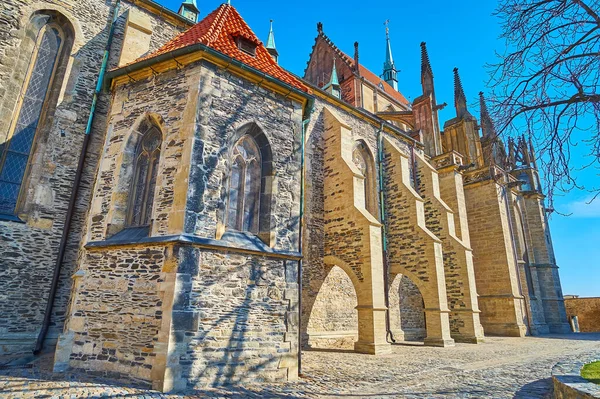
xmin=0 ymin=333 xmax=599 ymax=398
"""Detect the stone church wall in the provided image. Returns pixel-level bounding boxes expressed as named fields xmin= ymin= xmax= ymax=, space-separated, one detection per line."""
xmin=0 ymin=0 xmax=187 ymax=354
xmin=167 ymin=250 xmax=299 ymax=389
xmin=57 ymin=53 xmax=304 ymax=389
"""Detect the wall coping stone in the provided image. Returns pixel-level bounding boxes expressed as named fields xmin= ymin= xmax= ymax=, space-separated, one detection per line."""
xmin=85 ymin=233 xmax=302 ymax=260
xmin=552 ymin=353 xmax=600 ymax=398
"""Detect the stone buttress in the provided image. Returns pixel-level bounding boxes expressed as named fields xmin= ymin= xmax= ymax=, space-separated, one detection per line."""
xmin=415 ymin=151 xmax=484 ymax=343
xmin=321 ymin=107 xmax=390 ymax=355
xmin=383 ymin=137 xmax=454 ymax=347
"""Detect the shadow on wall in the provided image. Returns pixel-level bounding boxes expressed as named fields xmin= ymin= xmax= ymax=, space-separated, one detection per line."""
xmin=170 ymin=72 xmax=304 ymax=389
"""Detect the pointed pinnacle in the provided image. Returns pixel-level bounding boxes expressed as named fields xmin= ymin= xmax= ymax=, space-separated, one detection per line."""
xmin=266 ymin=19 xmax=276 ymax=50
xmin=453 ymin=67 xmax=468 ymax=116
xmin=479 ymin=92 xmax=496 ymax=137
xmin=420 ymin=42 xmax=433 ymax=77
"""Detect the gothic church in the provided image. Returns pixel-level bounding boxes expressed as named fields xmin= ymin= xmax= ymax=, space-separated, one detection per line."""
xmin=0 ymin=0 xmax=570 ymax=392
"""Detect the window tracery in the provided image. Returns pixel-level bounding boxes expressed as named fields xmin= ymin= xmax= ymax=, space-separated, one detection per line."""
xmin=226 ymin=134 xmax=261 ymax=233
xmin=127 ymin=126 xmax=161 ymax=227
xmin=0 ymin=23 xmax=64 ymax=215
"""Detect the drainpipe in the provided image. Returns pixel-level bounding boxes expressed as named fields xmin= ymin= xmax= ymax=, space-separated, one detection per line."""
xmin=34 ymin=0 xmax=122 ymax=355
xmin=376 ymin=122 xmax=395 ymax=344
xmin=298 ymin=99 xmax=314 ymax=375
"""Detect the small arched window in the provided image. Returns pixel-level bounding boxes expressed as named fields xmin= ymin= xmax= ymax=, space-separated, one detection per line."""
xmin=352 ymin=141 xmax=378 ymax=219
xmin=127 ymin=126 xmax=162 ymax=227
xmin=227 ymin=135 xmax=261 ymax=233
xmin=0 ymin=21 xmax=67 ymax=216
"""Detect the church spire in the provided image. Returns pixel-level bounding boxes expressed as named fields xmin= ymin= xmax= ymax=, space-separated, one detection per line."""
xmin=479 ymin=92 xmax=496 ymax=138
xmin=420 ymin=42 xmax=434 ymax=96
xmin=324 ymin=58 xmax=341 ymax=98
xmin=453 ymin=67 xmax=469 ymax=118
xmin=382 ymin=20 xmax=398 ymax=91
xmin=266 ymin=20 xmax=278 ymax=63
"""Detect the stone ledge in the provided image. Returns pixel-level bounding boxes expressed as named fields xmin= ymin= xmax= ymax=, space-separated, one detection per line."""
xmin=552 ymin=355 xmax=600 ymax=398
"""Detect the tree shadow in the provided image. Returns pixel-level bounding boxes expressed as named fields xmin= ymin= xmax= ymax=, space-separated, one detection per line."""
xmin=512 ymin=377 xmax=553 ymax=398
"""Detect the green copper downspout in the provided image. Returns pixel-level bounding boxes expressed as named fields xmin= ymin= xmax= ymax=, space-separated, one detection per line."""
xmin=377 ymin=123 xmax=395 ymax=343
xmin=34 ymin=0 xmax=122 ymax=354
xmin=298 ymin=98 xmax=314 ymax=375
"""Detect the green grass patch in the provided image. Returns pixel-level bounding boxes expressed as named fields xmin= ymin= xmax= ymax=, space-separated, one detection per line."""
xmin=581 ymin=361 xmax=600 ymax=385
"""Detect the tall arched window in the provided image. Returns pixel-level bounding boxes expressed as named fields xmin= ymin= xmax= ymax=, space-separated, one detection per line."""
xmin=227 ymin=134 xmax=262 ymax=233
xmin=352 ymin=141 xmax=378 ymax=219
xmin=0 ymin=21 xmax=67 ymax=216
xmin=127 ymin=126 xmax=162 ymax=227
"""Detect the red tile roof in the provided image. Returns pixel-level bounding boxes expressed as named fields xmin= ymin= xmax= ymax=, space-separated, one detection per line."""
xmin=132 ymin=4 xmax=310 ymax=93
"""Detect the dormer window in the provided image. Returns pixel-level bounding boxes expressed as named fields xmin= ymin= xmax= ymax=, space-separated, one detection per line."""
xmin=236 ymin=36 xmax=257 ymax=56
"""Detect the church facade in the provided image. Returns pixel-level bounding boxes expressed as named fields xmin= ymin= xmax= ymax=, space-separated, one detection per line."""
xmin=0 ymin=0 xmax=570 ymax=392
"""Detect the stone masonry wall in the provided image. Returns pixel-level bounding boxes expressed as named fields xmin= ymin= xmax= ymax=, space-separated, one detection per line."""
xmin=165 ymin=249 xmax=300 ymax=390
xmin=399 ymin=275 xmax=426 ymax=340
xmin=565 ymin=298 xmax=600 ymax=333
xmin=306 ymin=265 xmax=358 ymax=349
xmin=161 ymin=59 xmax=304 ymax=389
xmin=58 ymin=246 xmax=168 ymax=386
xmin=55 ymin=55 xmax=200 ymax=385
xmin=0 ymin=0 xmax=186 ymax=353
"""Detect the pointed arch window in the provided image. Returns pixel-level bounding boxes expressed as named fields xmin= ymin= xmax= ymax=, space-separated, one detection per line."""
xmin=0 ymin=23 xmax=66 ymax=216
xmin=352 ymin=141 xmax=378 ymax=219
xmin=127 ymin=126 xmax=162 ymax=227
xmin=226 ymin=134 xmax=262 ymax=234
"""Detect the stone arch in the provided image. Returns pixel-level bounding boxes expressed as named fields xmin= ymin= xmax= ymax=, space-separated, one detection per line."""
xmin=106 ymin=112 xmax=167 ymax=237
xmin=217 ymin=121 xmax=275 ymax=245
xmin=305 ymin=261 xmax=359 ymax=350
xmin=388 ymin=273 xmax=427 ymax=342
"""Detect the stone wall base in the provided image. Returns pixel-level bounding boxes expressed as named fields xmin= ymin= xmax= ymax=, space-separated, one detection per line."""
xmin=453 ymin=335 xmax=485 ymax=344
xmin=306 ymin=331 xmax=357 ymax=350
xmin=354 ymin=341 xmax=391 ymax=355
xmin=0 ymin=333 xmax=38 ymax=355
xmin=529 ymin=322 xmax=551 ymax=336
xmin=423 ymin=337 xmax=456 ymax=347
xmin=482 ymin=322 xmax=527 ymax=337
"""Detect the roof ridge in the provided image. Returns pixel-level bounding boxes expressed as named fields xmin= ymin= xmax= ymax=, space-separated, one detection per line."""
xmin=204 ymin=4 xmax=231 ymax=46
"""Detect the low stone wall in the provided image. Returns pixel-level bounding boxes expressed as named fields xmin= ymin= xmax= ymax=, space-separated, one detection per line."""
xmin=565 ymin=298 xmax=600 ymax=333
xmin=552 ymin=356 xmax=600 ymax=399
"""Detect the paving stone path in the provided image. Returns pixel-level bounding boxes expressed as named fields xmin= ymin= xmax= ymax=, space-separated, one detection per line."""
xmin=1 ymin=334 xmax=599 ymax=398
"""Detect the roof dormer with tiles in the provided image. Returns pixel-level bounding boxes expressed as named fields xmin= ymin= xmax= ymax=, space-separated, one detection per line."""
xmin=108 ymin=3 xmax=310 ymax=102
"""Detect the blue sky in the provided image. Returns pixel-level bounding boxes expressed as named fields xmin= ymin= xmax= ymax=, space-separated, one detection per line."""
xmin=161 ymin=0 xmax=599 ymax=297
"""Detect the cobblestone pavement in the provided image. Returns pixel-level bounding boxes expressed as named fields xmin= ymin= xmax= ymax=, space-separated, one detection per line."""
xmin=1 ymin=334 xmax=599 ymax=398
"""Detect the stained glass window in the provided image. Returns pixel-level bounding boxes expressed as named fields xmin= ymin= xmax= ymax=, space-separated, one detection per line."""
xmin=0 ymin=25 xmax=63 ymax=215
xmin=226 ymin=135 xmax=261 ymax=233
xmin=127 ymin=127 xmax=161 ymax=227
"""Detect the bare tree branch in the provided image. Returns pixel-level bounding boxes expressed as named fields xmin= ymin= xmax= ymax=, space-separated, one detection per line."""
xmin=487 ymin=0 xmax=600 ymax=207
